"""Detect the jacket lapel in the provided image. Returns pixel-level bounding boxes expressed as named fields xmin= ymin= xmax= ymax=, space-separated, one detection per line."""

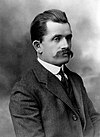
xmin=47 ymin=72 xmax=76 ymax=112
xmin=64 ymin=66 xmax=86 ymax=129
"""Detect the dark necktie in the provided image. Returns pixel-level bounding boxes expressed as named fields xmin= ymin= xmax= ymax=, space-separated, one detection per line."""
xmin=59 ymin=68 xmax=69 ymax=90
xmin=59 ymin=68 xmax=75 ymax=101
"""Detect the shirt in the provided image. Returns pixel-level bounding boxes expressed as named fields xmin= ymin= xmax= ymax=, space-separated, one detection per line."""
xmin=37 ymin=58 xmax=68 ymax=81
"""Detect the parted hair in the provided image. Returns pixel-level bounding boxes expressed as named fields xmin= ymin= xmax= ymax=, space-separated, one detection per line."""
xmin=30 ymin=9 xmax=69 ymax=43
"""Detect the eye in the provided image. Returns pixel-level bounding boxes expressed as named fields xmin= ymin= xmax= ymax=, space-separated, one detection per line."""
xmin=53 ymin=36 xmax=62 ymax=42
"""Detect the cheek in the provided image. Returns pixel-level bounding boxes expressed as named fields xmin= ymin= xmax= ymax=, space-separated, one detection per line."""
xmin=43 ymin=43 xmax=59 ymax=57
xmin=50 ymin=47 xmax=57 ymax=56
xmin=44 ymin=49 xmax=56 ymax=58
xmin=52 ymin=46 xmax=60 ymax=55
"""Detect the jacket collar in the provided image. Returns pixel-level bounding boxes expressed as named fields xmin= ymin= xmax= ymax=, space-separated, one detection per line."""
xmin=32 ymin=59 xmax=49 ymax=84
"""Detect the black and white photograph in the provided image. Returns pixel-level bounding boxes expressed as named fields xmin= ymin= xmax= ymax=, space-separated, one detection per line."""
xmin=0 ymin=0 xmax=100 ymax=137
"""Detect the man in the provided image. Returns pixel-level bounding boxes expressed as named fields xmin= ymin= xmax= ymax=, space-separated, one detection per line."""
xmin=9 ymin=9 xmax=100 ymax=137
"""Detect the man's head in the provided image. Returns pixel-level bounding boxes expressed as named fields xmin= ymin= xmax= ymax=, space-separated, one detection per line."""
xmin=30 ymin=9 xmax=73 ymax=66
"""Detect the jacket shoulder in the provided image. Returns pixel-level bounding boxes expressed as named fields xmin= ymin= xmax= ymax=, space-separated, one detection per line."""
xmin=11 ymin=69 xmax=36 ymax=95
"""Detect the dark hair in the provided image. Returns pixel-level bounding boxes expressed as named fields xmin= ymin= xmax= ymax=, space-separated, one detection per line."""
xmin=30 ymin=9 xmax=70 ymax=43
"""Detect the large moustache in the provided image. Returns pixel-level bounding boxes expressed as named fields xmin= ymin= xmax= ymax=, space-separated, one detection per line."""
xmin=56 ymin=48 xmax=73 ymax=58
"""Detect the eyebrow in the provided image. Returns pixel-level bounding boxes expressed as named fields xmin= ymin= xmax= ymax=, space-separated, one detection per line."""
xmin=51 ymin=33 xmax=72 ymax=41
xmin=51 ymin=34 xmax=62 ymax=40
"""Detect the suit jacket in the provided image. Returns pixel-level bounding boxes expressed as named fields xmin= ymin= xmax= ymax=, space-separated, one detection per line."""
xmin=9 ymin=59 xmax=100 ymax=137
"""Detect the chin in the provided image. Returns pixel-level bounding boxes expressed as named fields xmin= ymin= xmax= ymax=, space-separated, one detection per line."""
xmin=62 ymin=60 xmax=69 ymax=65
xmin=55 ymin=58 xmax=70 ymax=66
xmin=61 ymin=57 xmax=70 ymax=64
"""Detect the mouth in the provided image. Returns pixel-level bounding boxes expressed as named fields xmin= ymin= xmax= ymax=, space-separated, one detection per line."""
xmin=62 ymin=51 xmax=69 ymax=56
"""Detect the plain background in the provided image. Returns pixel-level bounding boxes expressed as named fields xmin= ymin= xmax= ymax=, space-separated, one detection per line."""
xmin=0 ymin=0 xmax=100 ymax=136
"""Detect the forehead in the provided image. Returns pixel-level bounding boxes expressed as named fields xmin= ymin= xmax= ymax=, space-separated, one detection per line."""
xmin=46 ymin=21 xmax=72 ymax=36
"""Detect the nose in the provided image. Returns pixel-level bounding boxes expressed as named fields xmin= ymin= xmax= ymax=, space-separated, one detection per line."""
xmin=61 ymin=37 xmax=69 ymax=49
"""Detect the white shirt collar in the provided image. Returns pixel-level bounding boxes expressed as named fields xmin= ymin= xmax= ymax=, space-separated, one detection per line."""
xmin=37 ymin=58 xmax=61 ymax=75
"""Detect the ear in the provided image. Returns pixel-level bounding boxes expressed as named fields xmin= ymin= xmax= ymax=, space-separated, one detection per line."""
xmin=32 ymin=40 xmax=43 ymax=54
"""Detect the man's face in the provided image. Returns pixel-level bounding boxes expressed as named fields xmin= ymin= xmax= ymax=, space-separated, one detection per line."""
xmin=40 ymin=21 xmax=72 ymax=66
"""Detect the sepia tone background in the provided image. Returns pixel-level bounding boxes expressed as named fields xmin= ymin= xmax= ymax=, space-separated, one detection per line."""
xmin=0 ymin=0 xmax=100 ymax=136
